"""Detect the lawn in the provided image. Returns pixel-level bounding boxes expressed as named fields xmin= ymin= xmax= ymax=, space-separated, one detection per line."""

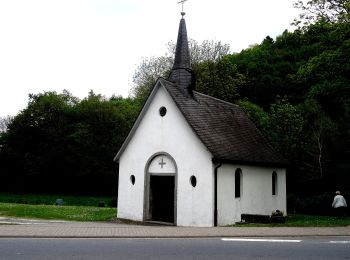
xmin=0 ymin=202 xmax=116 ymax=222
xmin=283 ymin=214 xmax=350 ymax=227
xmin=0 ymin=193 xmax=115 ymax=207
xmin=235 ymin=214 xmax=350 ymax=227
xmin=0 ymin=193 xmax=117 ymax=222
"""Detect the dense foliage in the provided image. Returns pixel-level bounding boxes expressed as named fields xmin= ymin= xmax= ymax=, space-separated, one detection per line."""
xmin=293 ymin=0 xmax=350 ymax=27
xmin=0 ymin=91 xmax=140 ymax=195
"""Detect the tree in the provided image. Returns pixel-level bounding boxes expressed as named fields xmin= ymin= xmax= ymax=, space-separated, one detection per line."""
xmin=0 ymin=90 xmax=138 ymax=195
xmin=293 ymin=0 xmax=350 ymax=27
xmin=193 ymin=57 xmax=246 ymax=103
xmin=131 ymin=55 xmax=173 ymax=104
xmin=296 ymin=37 xmax=350 ymax=103
xmin=228 ymin=35 xmax=303 ymax=108
xmin=0 ymin=92 xmax=73 ymax=192
xmin=130 ymin=39 xmax=231 ymax=102
xmin=302 ymin=99 xmax=337 ymax=178
xmin=267 ymin=98 xmax=304 ymax=159
xmin=0 ymin=116 xmax=12 ymax=133
xmin=167 ymin=39 xmax=230 ymax=64
xmin=238 ymin=100 xmax=269 ymax=132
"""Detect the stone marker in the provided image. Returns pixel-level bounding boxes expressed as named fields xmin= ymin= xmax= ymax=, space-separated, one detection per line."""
xmin=55 ymin=199 xmax=64 ymax=206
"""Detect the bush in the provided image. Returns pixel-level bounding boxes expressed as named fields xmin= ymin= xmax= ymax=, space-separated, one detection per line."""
xmin=287 ymin=191 xmax=350 ymax=215
xmin=109 ymin=197 xmax=118 ymax=208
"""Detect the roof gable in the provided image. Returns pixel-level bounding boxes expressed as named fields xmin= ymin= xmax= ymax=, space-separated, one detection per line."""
xmin=115 ymin=78 xmax=286 ymax=166
xmin=114 ymin=78 xmax=206 ymax=162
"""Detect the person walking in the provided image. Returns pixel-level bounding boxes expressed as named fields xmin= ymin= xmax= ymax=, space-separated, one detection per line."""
xmin=332 ymin=191 xmax=347 ymax=217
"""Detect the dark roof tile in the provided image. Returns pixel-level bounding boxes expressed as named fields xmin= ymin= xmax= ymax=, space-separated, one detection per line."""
xmin=160 ymin=78 xmax=286 ymax=166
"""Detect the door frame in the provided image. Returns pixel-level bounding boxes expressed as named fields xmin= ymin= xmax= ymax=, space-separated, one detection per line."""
xmin=144 ymin=152 xmax=177 ymax=225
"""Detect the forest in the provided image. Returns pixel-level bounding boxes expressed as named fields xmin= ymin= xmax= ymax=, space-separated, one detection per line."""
xmin=0 ymin=0 xmax=349 ymax=213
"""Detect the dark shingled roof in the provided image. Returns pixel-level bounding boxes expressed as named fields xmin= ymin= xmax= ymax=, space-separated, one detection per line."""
xmin=159 ymin=78 xmax=286 ymax=166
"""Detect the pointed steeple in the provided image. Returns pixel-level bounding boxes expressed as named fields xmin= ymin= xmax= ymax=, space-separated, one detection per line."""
xmin=169 ymin=14 xmax=195 ymax=97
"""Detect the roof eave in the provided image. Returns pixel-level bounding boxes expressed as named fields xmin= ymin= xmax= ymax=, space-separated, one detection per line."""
xmin=212 ymin=158 xmax=289 ymax=168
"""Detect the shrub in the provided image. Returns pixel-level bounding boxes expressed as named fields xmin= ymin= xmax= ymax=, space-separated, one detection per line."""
xmin=109 ymin=197 xmax=118 ymax=208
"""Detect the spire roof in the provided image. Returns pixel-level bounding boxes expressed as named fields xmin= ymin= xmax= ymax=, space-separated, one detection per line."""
xmin=172 ymin=17 xmax=190 ymax=70
xmin=169 ymin=16 xmax=194 ymax=97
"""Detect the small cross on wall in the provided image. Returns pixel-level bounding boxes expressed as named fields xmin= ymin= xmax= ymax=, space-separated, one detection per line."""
xmin=159 ymin=158 xmax=166 ymax=169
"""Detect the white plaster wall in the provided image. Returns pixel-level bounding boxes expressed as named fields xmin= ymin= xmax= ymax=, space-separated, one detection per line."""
xmin=117 ymin=84 xmax=214 ymax=227
xmin=217 ymin=165 xmax=286 ymax=226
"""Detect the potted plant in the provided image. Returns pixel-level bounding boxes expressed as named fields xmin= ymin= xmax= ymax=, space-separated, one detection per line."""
xmin=271 ymin=209 xmax=286 ymax=223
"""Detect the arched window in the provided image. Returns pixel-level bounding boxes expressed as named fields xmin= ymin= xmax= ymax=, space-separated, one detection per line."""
xmin=235 ymin=168 xmax=242 ymax=198
xmin=190 ymin=175 xmax=197 ymax=187
xmin=130 ymin=175 xmax=135 ymax=185
xmin=272 ymin=171 xmax=277 ymax=195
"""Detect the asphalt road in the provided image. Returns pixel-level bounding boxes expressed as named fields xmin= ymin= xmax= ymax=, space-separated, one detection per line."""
xmin=0 ymin=237 xmax=349 ymax=260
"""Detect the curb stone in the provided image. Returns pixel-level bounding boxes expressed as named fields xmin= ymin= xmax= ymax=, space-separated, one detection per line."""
xmin=0 ymin=218 xmax=350 ymax=238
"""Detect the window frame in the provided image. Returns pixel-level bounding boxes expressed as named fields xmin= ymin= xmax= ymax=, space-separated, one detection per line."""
xmin=235 ymin=168 xmax=242 ymax=198
xmin=272 ymin=171 xmax=277 ymax=195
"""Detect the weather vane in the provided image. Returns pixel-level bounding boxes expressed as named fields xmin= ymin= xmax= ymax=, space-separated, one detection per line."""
xmin=178 ymin=0 xmax=188 ymax=17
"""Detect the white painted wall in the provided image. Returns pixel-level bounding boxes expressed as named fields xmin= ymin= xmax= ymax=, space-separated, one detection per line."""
xmin=117 ymin=82 xmax=214 ymax=227
xmin=217 ymin=164 xmax=286 ymax=226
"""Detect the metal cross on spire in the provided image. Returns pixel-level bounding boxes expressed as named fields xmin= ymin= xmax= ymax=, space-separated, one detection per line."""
xmin=178 ymin=0 xmax=188 ymax=17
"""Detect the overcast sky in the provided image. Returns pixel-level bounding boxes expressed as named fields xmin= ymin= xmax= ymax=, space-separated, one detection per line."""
xmin=0 ymin=0 xmax=300 ymax=117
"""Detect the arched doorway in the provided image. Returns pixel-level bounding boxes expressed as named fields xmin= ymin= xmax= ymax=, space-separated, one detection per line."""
xmin=144 ymin=153 xmax=177 ymax=224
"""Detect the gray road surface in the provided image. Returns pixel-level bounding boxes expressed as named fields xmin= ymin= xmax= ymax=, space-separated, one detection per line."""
xmin=0 ymin=237 xmax=350 ymax=260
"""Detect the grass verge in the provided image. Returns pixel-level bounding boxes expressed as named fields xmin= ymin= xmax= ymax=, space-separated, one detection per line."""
xmin=235 ymin=214 xmax=350 ymax=227
xmin=284 ymin=214 xmax=350 ymax=226
xmin=0 ymin=203 xmax=116 ymax=222
xmin=0 ymin=193 xmax=116 ymax=207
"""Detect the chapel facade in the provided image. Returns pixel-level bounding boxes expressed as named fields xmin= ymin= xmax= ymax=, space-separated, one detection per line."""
xmin=114 ymin=14 xmax=287 ymax=227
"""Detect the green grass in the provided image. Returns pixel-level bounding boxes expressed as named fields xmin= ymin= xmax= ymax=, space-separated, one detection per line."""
xmin=0 ymin=193 xmax=115 ymax=207
xmin=235 ymin=214 xmax=350 ymax=227
xmin=0 ymin=193 xmax=117 ymax=222
xmin=0 ymin=202 xmax=116 ymax=222
xmin=284 ymin=214 xmax=350 ymax=226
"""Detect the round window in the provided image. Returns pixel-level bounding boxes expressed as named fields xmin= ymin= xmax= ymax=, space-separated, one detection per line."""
xmin=130 ymin=175 xmax=135 ymax=185
xmin=190 ymin=175 xmax=197 ymax=187
xmin=159 ymin=106 xmax=167 ymax=117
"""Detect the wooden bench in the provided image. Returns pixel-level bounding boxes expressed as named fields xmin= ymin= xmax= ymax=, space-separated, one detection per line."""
xmin=241 ymin=214 xmax=271 ymax=224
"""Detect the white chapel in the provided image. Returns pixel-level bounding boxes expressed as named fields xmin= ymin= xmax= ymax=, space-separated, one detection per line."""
xmin=114 ymin=13 xmax=287 ymax=227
